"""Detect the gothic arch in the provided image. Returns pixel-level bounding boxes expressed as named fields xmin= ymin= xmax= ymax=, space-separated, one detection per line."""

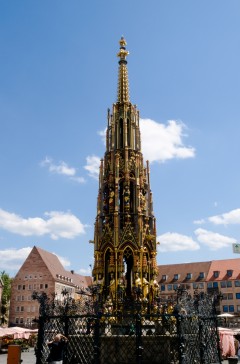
xmin=122 ymin=245 xmax=134 ymax=297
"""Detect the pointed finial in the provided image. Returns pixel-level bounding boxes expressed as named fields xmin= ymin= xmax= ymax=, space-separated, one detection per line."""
xmin=117 ymin=37 xmax=130 ymax=103
xmin=117 ymin=36 xmax=129 ymax=64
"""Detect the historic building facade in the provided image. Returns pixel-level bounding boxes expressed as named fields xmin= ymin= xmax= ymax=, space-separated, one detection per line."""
xmin=158 ymin=258 xmax=240 ymax=316
xmin=9 ymin=246 xmax=91 ymax=327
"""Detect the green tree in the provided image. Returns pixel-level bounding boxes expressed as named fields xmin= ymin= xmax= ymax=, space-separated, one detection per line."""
xmin=0 ymin=271 xmax=12 ymax=326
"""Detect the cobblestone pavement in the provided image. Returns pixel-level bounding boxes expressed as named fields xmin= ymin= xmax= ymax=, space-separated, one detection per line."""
xmin=0 ymin=348 xmax=238 ymax=364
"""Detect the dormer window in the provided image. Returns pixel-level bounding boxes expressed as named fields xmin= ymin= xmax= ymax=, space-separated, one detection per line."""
xmin=186 ymin=273 xmax=192 ymax=280
xmin=199 ymin=272 xmax=205 ymax=279
xmin=174 ymin=274 xmax=179 ymax=280
xmin=162 ymin=275 xmax=167 ymax=281
xmin=227 ymin=270 xmax=233 ymax=277
xmin=213 ymin=271 xmax=219 ymax=278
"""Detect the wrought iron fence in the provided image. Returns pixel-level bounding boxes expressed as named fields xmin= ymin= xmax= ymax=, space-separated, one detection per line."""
xmin=33 ymin=289 xmax=222 ymax=364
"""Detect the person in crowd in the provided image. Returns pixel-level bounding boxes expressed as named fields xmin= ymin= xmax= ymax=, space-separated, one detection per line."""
xmin=47 ymin=334 xmax=68 ymax=364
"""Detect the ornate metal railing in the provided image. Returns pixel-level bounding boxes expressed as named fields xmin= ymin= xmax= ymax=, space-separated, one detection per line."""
xmin=33 ymin=288 xmax=222 ymax=364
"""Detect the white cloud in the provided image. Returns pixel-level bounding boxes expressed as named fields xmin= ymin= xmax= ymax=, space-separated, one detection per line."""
xmin=84 ymin=155 xmax=100 ymax=180
xmin=98 ymin=129 xmax=106 ymax=145
xmin=55 ymin=254 xmax=71 ymax=268
xmin=78 ymin=267 xmax=92 ymax=275
xmin=140 ymin=119 xmax=195 ymax=163
xmin=157 ymin=232 xmax=200 ymax=252
xmin=0 ymin=247 xmax=32 ymax=272
xmin=41 ymin=157 xmax=85 ymax=183
xmin=0 ymin=208 xmax=86 ymax=240
xmin=70 ymin=176 xmax=86 ymax=184
xmin=41 ymin=157 xmax=76 ymax=176
xmin=194 ymin=228 xmax=237 ymax=250
xmin=97 ymin=118 xmax=195 ymax=165
xmin=193 ymin=219 xmax=206 ymax=225
xmin=0 ymin=247 xmax=71 ymax=275
xmin=208 ymin=208 xmax=240 ymax=225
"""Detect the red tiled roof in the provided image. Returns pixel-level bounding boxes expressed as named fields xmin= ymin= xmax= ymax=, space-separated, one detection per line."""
xmin=19 ymin=246 xmax=92 ymax=289
xmin=157 ymin=261 xmax=212 ymax=283
xmin=206 ymin=258 xmax=240 ymax=281
xmin=157 ymin=258 xmax=240 ymax=283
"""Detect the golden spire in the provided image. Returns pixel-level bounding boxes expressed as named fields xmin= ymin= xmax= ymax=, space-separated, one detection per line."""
xmin=117 ymin=36 xmax=130 ymax=103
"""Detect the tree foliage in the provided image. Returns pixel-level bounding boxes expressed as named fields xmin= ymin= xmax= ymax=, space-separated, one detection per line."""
xmin=0 ymin=271 xmax=12 ymax=325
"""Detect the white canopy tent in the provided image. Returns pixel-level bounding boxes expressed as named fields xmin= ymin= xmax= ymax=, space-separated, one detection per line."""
xmin=0 ymin=326 xmax=37 ymax=339
xmin=218 ymin=313 xmax=235 ymax=318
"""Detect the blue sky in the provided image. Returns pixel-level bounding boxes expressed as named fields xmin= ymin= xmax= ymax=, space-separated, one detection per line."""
xmin=0 ymin=1 xmax=240 ymax=277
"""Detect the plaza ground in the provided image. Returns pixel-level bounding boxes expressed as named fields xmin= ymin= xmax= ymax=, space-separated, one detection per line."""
xmin=0 ymin=347 xmax=237 ymax=364
xmin=0 ymin=347 xmax=35 ymax=364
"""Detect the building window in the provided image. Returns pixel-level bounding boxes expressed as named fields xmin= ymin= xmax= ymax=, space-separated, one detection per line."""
xmin=17 ymin=285 xmax=21 ymax=290
xmin=193 ymin=282 xmax=204 ymax=289
xmin=40 ymin=284 xmax=43 ymax=289
xmin=237 ymin=305 xmax=240 ymax=312
xmin=227 ymin=281 xmax=232 ymax=287
xmin=174 ymin=274 xmax=179 ymax=280
xmin=235 ymin=281 xmax=240 ymax=287
xmin=199 ymin=272 xmax=205 ymax=279
xmin=207 ymin=282 xmax=213 ymax=288
xmin=236 ymin=293 xmax=240 ymax=299
xmin=28 ymin=296 xmax=32 ymax=301
xmin=222 ymin=294 xmax=227 ymax=300
xmin=228 ymin=293 xmax=233 ymax=300
xmin=45 ymin=284 xmax=48 ymax=289
xmin=213 ymin=271 xmax=219 ymax=278
xmin=21 ymin=296 xmax=24 ymax=301
xmin=161 ymin=285 xmax=165 ymax=291
xmin=162 ymin=275 xmax=167 ymax=281
xmin=167 ymin=284 xmax=172 ymax=291
xmin=27 ymin=307 xmax=30 ymax=312
xmin=213 ymin=282 xmax=218 ymax=288
xmin=28 ymin=284 xmax=32 ymax=290
xmin=221 ymin=281 xmax=227 ymax=288
xmin=223 ymin=305 xmax=234 ymax=312
xmin=20 ymin=318 xmax=23 ymax=324
xmin=17 ymin=296 xmax=21 ymax=301
xmin=15 ymin=318 xmax=19 ymax=324
xmin=23 ymin=285 xmax=25 ymax=290
xmin=21 ymin=306 xmax=24 ymax=312
xmin=223 ymin=305 xmax=229 ymax=312
xmin=227 ymin=270 xmax=233 ymax=277
xmin=186 ymin=273 xmax=192 ymax=280
xmin=16 ymin=306 xmax=20 ymax=312
xmin=173 ymin=284 xmax=179 ymax=290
